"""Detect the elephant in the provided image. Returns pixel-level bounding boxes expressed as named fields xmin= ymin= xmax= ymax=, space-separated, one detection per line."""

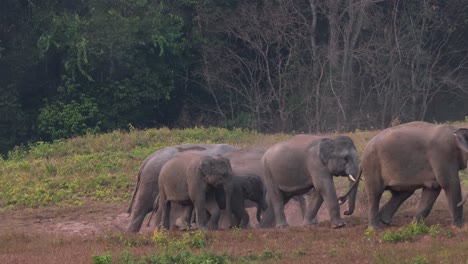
xmin=158 ymin=153 xmax=234 ymax=230
xmin=220 ymin=148 xmax=308 ymax=228
xmin=362 ymin=121 xmax=468 ymax=228
xmin=262 ymin=134 xmax=360 ymax=228
xmin=126 ymin=143 xmax=237 ymax=232
xmin=213 ymin=173 xmax=267 ymax=228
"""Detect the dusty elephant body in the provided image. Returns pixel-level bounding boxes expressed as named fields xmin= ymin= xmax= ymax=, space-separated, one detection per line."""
xmin=220 ymin=148 xmax=308 ymax=228
xmin=362 ymin=121 xmax=468 ymax=228
xmin=126 ymin=144 xmax=237 ymax=232
xmin=158 ymin=153 xmax=234 ymax=230
xmin=262 ymin=135 xmax=360 ymax=228
xmin=217 ymin=174 xmax=267 ymax=228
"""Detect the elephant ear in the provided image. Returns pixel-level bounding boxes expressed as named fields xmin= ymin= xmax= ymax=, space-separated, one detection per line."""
xmin=318 ymin=138 xmax=335 ymax=164
xmin=454 ymin=128 xmax=468 ymax=153
xmin=199 ymin=158 xmax=213 ymax=175
xmin=217 ymin=157 xmax=233 ymax=176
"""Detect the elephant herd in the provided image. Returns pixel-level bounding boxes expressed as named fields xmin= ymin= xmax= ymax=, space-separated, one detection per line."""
xmin=126 ymin=121 xmax=468 ymax=232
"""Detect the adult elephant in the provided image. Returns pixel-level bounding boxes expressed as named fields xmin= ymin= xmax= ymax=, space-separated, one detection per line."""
xmin=262 ymin=135 xmax=360 ymax=228
xmin=362 ymin=121 xmax=468 ymax=228
xmin=220 ymin=148 xmax=308 ymax=228
xmin=158 ymin=153 xmax=234 ymax=230
xmin=126 ymin=144 xmax=237 ymax=232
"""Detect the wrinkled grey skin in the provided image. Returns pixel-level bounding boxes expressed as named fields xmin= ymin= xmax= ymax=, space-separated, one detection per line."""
xmin=362 ymin=122 xmax=468 ymax=228
xmin=126 ymin=144 xmax=237 ymax=232
xmin=220 ymin=148 xmax=308 ymax=228
xmin=262 ymin=135 xmax=360 ymax=229
xmin=158 ymin=153 xmax=234 ymax=230
xmin=207 ymin=174 xmax=267 ymax=229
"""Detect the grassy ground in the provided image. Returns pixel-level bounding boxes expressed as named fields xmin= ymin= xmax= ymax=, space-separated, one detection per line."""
xmin=1 ymin=122 xmax=468 ymax=263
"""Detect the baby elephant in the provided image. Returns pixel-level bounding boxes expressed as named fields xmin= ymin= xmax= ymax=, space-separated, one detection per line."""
xmin=209 ymin=174 xmax=268 ymax=229
xmin=158 ymin=153 xmax=233 ymax=230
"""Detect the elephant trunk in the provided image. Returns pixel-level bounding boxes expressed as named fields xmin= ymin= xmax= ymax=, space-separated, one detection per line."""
xmin=338 ymin=166 xmax=361 ymax=215
xmin=222 ymin=182 xmax=234 ymax=228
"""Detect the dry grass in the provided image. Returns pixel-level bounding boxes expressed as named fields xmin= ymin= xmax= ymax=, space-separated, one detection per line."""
xmin=2 ymin=209 xmax=468 ymax=264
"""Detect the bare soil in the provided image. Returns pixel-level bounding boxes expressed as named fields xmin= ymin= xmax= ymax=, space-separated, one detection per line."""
xmin=1 ymin=195 xmax=468 ymax=264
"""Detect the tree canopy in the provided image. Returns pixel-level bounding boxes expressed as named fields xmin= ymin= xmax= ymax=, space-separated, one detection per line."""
xmin=1 ymin=0 xmax=467 ymax=155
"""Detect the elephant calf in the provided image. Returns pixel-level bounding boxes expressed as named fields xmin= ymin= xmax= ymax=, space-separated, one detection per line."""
xmin=158 ymin=153 xmax=234 ymax=230
xmin=214 ymin=174 xmax=268 ymax=229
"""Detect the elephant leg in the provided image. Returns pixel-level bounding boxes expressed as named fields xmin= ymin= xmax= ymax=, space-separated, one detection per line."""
xmin=379 ymin=190 xmax=414 ymax=225
xmin=238 ymin=208 xmax=250 ymax=228
xmin=176 ymin=205 xmax=193 ymax=231
xmin=157 ymin=191 xmax=167 ymax=230
xmin=293 ymin=195 xmax=307 ymax=219
xmin=258 ymin=200 xmax=276 ymax=228
xmin=127 ymin=194 xmax=154 ymax=232
xmin=442 ymin=181 xmax=463 ymax=227
xmin=233 ymin=200 xmax=249 ymax=228
xmin=415 ymin=187 xmax=441 ymax=222
xmin=269 ymin=187 xmax=287 ymax=227
xmin=366 ymin=184 xmax=384 ymax=229
xmin=206 ymin=203 xmax=221 ymax=230
xmin=303 ymin=190 xmax=322 ymax=225
xmin=313 ymin=177 xmax=345 ymax=229
xmin=193 ymin=197 xmax=208 ymax=230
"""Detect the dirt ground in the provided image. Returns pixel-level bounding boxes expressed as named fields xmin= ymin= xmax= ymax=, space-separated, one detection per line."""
xmin=0 ymin=199 xmax=315 ymax=237
xmin=1 ymin=195 xmax=467 ymax=264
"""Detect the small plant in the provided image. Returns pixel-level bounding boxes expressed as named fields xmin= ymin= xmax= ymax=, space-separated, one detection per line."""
xmin=429 ymin=224 xmax=441 ymax=237
xmin=92 ymin=253 xmax=112 ymax=264
xmin=180 ymin=230 xmax=209 ymax=249
xmin=152 ymin=229 xmax=169 ymax=247
xmin=381 ymin=220 xmax=435 ymax=243
xmin=328 ymin=248 xmax=339 ymax=256
xmin=364 ymin=227 xmax=376 ymax=241
xmin=292 ymin=248 xmax=307 ymax=257
xmin=444 ymin=230 xmax=454 ymax=238
xmin=410 ymin=255 xmax=429 ymax=264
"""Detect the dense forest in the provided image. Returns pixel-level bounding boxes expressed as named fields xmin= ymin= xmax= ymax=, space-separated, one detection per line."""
xmin=1 ymin=0 xmax=467 ymax=155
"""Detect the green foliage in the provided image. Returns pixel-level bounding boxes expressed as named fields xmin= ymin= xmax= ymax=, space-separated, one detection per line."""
xmin=410 ymin=256 xmax=429 ymax=264
xmin=381 ymin=221 xmax=436 ymax=243
xmin=153 ymin=229 xmax=209 ymax=250
xmin=38 ymin=93 xmax=101 ymax=140
xmin=92 ymin=253 xmax=112 ymax=264
xmin=239 ymin=249 xmax=283 ymax=262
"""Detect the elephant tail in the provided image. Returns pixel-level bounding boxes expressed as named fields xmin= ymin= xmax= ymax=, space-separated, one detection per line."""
xmin=338 ymin=166 xmax=362 ymax=205
xmin=127 ymin=162 xmax=147 ymax=214
xmin=146 ymin=194 xmax=160 ymax=227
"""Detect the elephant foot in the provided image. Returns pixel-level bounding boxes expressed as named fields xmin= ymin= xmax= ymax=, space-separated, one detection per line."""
xmin=379 ymin=219 xmax=392 ymax=226
xmin=175 ymin=218 xmax=191 ymax=231
xmin=207 ymin=224 xmax=219 ymax=230
xmin=276 ymin=223 xmax=289 ymax=228
xmin=303 ymin=217 xmax=318 ymax=226
xmin=451 ymin=220 xmax=463 ymax=229
xmin=331 ymin=219 xmax=346 ymax=229
xmin=368 ymin=221 xmax=383 ymax=230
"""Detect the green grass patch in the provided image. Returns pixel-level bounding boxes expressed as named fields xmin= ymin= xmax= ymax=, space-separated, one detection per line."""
xmin=381 ymin=221 xmax=441 ymax=243
xmin=0 ymin=127 xmax=269 ymax=209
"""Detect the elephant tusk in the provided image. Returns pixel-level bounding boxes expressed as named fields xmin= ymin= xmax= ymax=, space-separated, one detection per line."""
xmin=457 ymin=193 xmax=468 ymax=207
xmin=348 ymin=174 xmax=356 ymax=182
